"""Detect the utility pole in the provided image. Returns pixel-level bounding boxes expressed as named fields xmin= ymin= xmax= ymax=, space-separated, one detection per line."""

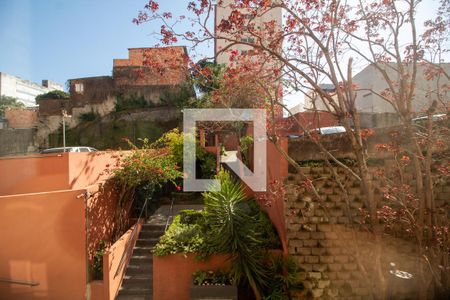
xmin=62 ymin=109 xmax=72 ymax=151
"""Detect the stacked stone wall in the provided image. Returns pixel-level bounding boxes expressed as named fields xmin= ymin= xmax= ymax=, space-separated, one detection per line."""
xmin=285 ymin=166 xmax=449 ymax=299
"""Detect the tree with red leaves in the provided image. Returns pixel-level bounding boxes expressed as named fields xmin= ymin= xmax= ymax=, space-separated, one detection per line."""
xmin=135 ymin=0 xmax=449 ymax=299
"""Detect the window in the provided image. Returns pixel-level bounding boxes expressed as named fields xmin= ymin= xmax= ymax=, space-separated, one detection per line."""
xmin=75 ymin=83 xmax=84 ymax=94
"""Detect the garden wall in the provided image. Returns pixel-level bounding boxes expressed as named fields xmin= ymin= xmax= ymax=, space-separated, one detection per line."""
xmin=0 ymin=189 xmax=87 ymax=300
xmin=0 ymin=152 xmax=132 ymax=300
xmin=0 ymin=154 xmax=69 ymax=195
xmin=153 ymin=253 xmax=230 ymax=300
xmin=100 ymin=222 xmax=142 ymax=300
xmin=288 ymin=124 xmax=450 ymax=162
xmin=284 ymin=166 xmax=450 ymax=299
xmin=0 ymin=152 xmax=116 ymax=196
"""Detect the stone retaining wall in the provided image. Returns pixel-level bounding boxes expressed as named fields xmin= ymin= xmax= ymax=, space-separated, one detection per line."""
xmin=285 ymin=166 xmax=449 ymax=299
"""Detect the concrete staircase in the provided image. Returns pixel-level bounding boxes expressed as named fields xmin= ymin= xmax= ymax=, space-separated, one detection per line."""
xmin=116 ymin=222 xmax=165 ymax=300
xmin=116 ymin=203 xmax=204 ymax=300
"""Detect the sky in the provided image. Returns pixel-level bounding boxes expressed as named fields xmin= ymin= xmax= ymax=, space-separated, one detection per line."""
xmin=0 ymin=0 xmax=443 ymax=110
xmin=0 ymin=0 xmax=214 ymax=88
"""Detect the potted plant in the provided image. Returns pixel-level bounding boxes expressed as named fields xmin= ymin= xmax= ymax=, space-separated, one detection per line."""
xmin=190 ymin=270 xmax=238 ymax=300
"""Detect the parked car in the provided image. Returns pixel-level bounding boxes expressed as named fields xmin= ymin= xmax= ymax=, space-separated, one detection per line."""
xmin=412 ymin=113 xmax=447 ymax=123
xmin=40 ymin=147 xmax=98 ymax=154
xmin=316 ymin=126 xmax=347 ymax=135
xmin=288 ymin=126 xmax=348 ymax=138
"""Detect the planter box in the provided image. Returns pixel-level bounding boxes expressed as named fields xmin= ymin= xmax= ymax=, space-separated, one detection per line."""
xmin=190 ymin=284 xmax=238 ymax=300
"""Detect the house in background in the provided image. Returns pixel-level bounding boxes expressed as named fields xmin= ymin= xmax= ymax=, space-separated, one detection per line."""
xmin=303 ymin=63 xmax=450 ymax=128
xmin=36 ymin=46 xmax=192 ymax=150
xmin=0 ymin=72 xmax=63 ymax=107
xmin=214 ymin=0 xmax=282 ymax=64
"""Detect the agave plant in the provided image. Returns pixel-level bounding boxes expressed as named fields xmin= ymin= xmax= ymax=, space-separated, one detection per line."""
xmin=203 ymin=170 xmax=269 ymax=300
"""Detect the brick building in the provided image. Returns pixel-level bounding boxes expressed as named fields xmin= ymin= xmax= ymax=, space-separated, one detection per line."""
xmin=38 ymin=46 xmax=190 ymax=118
xmin=37 ymin=46 xmax=191 ymax=149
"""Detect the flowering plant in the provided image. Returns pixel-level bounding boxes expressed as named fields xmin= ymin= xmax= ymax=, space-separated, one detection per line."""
xmin=107 ymin=137 xmax=182 ymax=190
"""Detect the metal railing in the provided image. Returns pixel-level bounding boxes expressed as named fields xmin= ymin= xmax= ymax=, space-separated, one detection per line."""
xmin=0 ymin=278 xmax=39 ymax=287
xmin=164 ymin=195 xmax=175 ymax=232
xmin=113 ymin=197 xmax=149 ymax=278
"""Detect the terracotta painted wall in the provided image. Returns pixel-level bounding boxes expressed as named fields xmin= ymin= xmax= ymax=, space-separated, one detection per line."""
xmin=0 ymin=154 xmax=69 ymax=196
xmin=153 ymin=253 xmax=230 ymax=300
xmin=0 ymin=152 xmax=119 ymax=196
xmin=263 ymin=138 xmax=289 ymax=253
xmin=68 ymin=152 xmax=118 ymax=190
xmin=0 ymin=189 xmax=87 ymax=300
xmin=102 ymin=222 xmax=142 ymax=300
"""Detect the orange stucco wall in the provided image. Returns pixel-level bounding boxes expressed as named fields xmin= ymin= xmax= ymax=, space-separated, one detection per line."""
xmin=0 ymin=152 xmax=132 ymax=300
xmin=0 ymin=189 xmax=87 ymax=300
xmin=153 ymin=253 xmax=231 ymax=300
xmin=0 ymin=152 xmax=119 ymax=196
xmin=0 ymin=154 xmax=70 ymax=196
xmin=68 ymin=152 xmax=119 ymax=190
xmin=102 ymin=222 xmax=142 ymax=300
xmin=266 ymin=138 xmax=289 ymax=253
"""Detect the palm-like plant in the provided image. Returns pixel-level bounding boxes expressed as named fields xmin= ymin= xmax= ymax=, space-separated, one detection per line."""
xmin=203 ymin=170 xmax=268 ymax=300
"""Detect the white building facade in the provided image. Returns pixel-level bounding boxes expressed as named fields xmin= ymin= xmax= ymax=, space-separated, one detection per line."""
xmin=0 ymin=72 xmax=63 ymax=107
xmin=214 ymin=0 xmax=282 ymax=65
xmin=304 ymin=63 xmax=450 ymax=114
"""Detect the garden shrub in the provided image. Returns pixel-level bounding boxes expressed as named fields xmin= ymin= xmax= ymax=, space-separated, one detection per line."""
xmin=115 ymin=94 xmax=151 ymax=112
xmin=79 ymin=111 xmax=98 ymax=122
xmin=153 ymin=214 xmax=207 ymax=256
xmin=152 ymin=128 xmax=217 ymax=179
xmin=36 ymin=90 xmax=69 ymax=101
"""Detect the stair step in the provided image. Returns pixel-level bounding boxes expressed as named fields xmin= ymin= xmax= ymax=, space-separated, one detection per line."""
xmin=132 ymin=247 xmax=154 ymax=256
xmin=135 ymin=238 xmax=160 ymax=247
xmin=141 ymin=224 xmax=165 ymax=231
xmin=117 ymin=209 xmax=168 ymax=300
xmin=125 ymin=263 xmax=153 ymax=274
xmin=123 ymin=274 xmax=152 ymax=280
xmin=121 ymin=277 xmax=153 ymax=288
xmin=119 ymin=286 xmax=152 ymax=294
xmin=129 ymin=256 xmax=153 ymax=264
xmin=116 ymin=295 xmax=152 ymax=300
xmin=118 ymin=286 xmax=152 ymax=297
xmin=138 ymin=231 xmax=164 ymax=239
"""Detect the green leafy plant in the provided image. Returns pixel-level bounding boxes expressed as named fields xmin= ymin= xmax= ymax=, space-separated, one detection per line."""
xmin=0 ymin=95 xmax=25 ymax=114
xmin=152 ymin=128 xmax=216 ymax=179
xmin=179 ymin=209 xmax=207 ymax=226
xmin=193 ymin=270 xmax=233 ymax=286
xmin=262 ymin=255 xmax=303 ymax=300
xmin=160 ymin=84 xmax=194 ymax=108
xmin=79 ymin=111 xmax=98 ymax=122
xmin=153 ymin=214 xmax=206 ymax=256
xmin=109 ymin=138 xmax=182 ymax=191
xmin=192 ymin=60 xmax=225 ymax=94
xmin=115 ymin=94 xmax=151 ymax=112
xmin=154 ymin=171 xmax=285 ymax=299
xmin=203 ymin=170 xmax=269 ymax=300
xmin=36 ymin=90 xmax=70 ymax=101
xmin=91 ymin=240 xmax=107 ymax=280
xmin=239 ymin=135 xmax=253 ymax=167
